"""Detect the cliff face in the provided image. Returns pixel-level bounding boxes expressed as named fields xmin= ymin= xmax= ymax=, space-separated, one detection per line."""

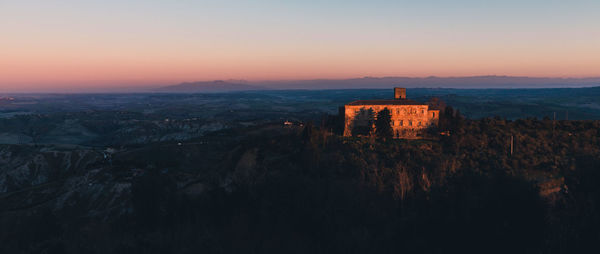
xmin=0 ymin=136 xmax=240 ymax=253
xmin=0 ymin=145 xmax=103 ymax=193
xmin=0 ymin=145 xmax=135 ymax=218
xmin=0 ymin=147 xmax=135 ymax=253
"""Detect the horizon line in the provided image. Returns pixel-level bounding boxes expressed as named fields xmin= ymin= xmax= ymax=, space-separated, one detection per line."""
xmin=3 ymin=74 xmax=600 ymax=86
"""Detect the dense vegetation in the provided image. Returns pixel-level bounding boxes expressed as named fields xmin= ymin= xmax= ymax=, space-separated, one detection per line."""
xmin=2 ymin=106 xmax=599 ymax=253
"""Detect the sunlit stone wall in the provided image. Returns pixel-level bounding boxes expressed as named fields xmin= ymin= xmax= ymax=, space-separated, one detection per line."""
xmin=343 ymin=105 xmax=439 ymax=138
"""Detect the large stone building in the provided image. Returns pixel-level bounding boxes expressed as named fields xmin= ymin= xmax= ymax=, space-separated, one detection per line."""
xmin=343 ymin=88 xmax=439 ymax=139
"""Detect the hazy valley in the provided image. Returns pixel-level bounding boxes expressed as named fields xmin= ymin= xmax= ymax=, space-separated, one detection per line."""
xmin=1 ymin=87 xmax=600 ymax=253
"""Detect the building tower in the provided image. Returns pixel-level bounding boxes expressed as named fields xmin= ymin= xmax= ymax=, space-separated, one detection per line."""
xmin=394 ymin=87 xmax=406 ymax=100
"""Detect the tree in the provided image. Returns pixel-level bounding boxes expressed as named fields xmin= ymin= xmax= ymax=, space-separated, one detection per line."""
xmin=427 ymin=97 xmax=446 ymax=111
xmin=301 ymin=121 xmax=314 ymax=144
xmin=375 ymin=108 xmax=393 ymax=139
xmin=351 ymin=123 xmax=373 ymax=137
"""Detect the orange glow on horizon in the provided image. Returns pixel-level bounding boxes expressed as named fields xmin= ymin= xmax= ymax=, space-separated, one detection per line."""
xmin=2 ymin=39 xmax=600 ymax=89
xmin=1 ymin=1 xmax=599 ymax=91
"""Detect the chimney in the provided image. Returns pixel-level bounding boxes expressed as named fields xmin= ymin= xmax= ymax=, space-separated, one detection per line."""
xmin=394 ymin=87 xmax=406 ymax=100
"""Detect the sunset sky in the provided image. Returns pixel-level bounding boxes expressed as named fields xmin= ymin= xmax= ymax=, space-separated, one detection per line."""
xmin=1 ymin=0 xmax=599 ymax=91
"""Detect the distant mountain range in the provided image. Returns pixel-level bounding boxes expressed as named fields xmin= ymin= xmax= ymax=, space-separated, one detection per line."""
xmin=261 ymin=76 xmax=600 ymax=89
xmin=156 ymin=76 xmax=600 ymax=93
xmin=155 ymin=80 xmax=264 ymax=93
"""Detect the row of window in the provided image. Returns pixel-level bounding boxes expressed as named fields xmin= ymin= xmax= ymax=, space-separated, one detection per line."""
xmin=355 ymin=109 xmax=436 ymax=118
xmin=392 ymin=109 xmax=426 ymax=115
xmin=351 ymin=115 xmax=426 ymax=127
xmin=394 ymin=120 xmax=423 ymax=127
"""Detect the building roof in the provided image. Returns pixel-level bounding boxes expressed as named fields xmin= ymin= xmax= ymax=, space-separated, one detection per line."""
xmin=345 ymin=99 xmax=426 ymax=106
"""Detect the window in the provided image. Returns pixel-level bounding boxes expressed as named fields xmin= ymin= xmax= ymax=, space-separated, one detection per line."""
xmin=432 ymin=112 xmax=435 ymax=117
xmin=400 ymin=120 xmax=403 ymax=126
xmin=409 ymin=120 xmax=412 ymax=126
xmin=421 ymin=109 xmax=425 ymax=114
xmin=418 ymin=121 xmax=421 ymax=126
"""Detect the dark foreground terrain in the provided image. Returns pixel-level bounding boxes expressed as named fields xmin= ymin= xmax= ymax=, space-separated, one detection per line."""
xmin=1 ymin=88 xmax=600 ymax=253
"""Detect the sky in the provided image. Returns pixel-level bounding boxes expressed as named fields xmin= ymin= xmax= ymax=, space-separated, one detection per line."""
xmin=1 ymin=0 xmax=599 ymax=92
